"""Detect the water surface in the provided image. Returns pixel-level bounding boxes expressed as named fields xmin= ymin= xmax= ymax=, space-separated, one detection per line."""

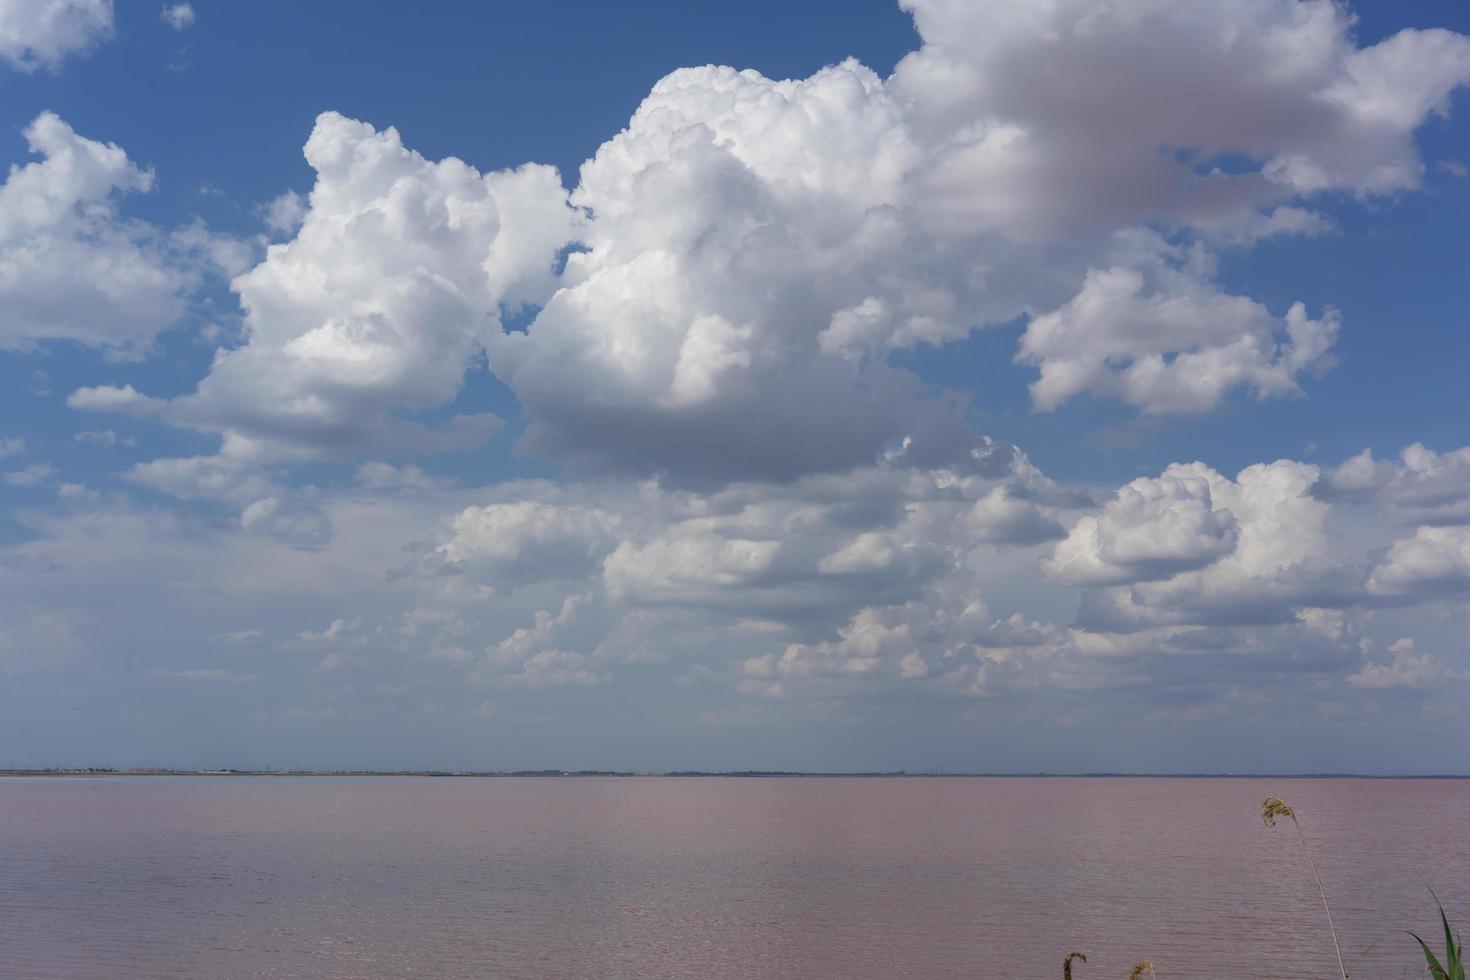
xmin=2 ymin=776 xmax=1465 ymax=978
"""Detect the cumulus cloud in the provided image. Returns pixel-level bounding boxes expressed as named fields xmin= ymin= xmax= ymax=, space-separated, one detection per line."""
xmin=67 ymin=384 xmax=166 ymax=415
xmin=1318 ymin=443 xmax=1470 ymax=525
xmin=478 ymin=595 xmax=606 ymax=689
xmin=1045 ymin=468 xmax=1239 ymax=585
xmin=99 ymin=112 xmax=575 ymax=462
xmin=1019 ymin=263 xmax=1339 ymax=414
xmin=441 ymin=500 xmax=619 ymax=587
xmin=0 ymin=0 xmax=112 ymax=72
xmin=1052 ymin=460 xmax=1367 ymax=630
xmin=0 ymin=113 xmax=195 ymax=352
xmin=893 ymin=0 xmax=1470 ymax=237
xmin=1369 ymin=525 xmax=1470 ymax=597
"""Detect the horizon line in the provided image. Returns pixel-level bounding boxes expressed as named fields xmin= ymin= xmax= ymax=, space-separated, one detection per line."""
xmin=5 ymin=768 xmax=1469 ymax=780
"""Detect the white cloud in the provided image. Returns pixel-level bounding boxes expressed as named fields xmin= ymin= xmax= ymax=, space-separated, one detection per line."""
xmin=495 ymin=648 xmax=604 ymax=689
xmin=1019 ymin=263 xmax=1339 ymax=414
xmin=1349 ymin=638 xmax=1459 ymax=690
xmin=159 ymin=3 xmax=193 ymax=31
xmin=1318 ymin=443 xmax=1470 ymax=526
xmin=0 ymin=0 xmax=112 ymax=72
xmin=134 ymin=111 xmax=574 ymax=461
xmin=1 ymin=113 xmax=193 ymax=352
xmin=480 ymin=595 xmax=605 ymax=689
xmin=4 ymin=463 xmax=58 ymax=487
xmin=297 ymin=617 xmax=364 ymax=645
xmin=1369 ymin=526 xmax=1470 ymax=597
xmin=1052 ymin=460 xmax=1367 ymax=630
xmin=1045 ymin=468 xmax=1240 ymax=586
xmin=124 ymin=452 xmax=331 ymax=548
xmin=0 ymin=435 xmax=25 ymax=458
xmin=72 ymin=429 xmax=135 ymax=448
xmin=260 ymin=189 xmax=304 ymax=235
xmin=893 ymin=0 xmax=1470 ymax=237
xmin=442 ymin=500 xmax=619 ymax=587
xmin=67 ymin=384 xmax=166 ymax=415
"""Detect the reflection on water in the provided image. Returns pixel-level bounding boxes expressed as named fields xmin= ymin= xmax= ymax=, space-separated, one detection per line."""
xmin=1 ymin=776 xmax=1465 ymax=979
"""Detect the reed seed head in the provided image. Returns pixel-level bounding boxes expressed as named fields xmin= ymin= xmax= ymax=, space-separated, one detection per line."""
xmin=1064 ymin=949 xmax=1087 ymax=979
xmin=1261 ymin=796 xmax=1296 ymax=827
xmin=1127 ymin=961 xmax=1157 ymax=980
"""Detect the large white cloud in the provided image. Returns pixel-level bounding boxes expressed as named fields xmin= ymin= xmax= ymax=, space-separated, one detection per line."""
xmin=0 ymin=113 xmax=191 ymax=352
xmin=115 ymin=112 xmax=577 ymax=461
xmin=0 ymin=0 xmax=111 ymax=72
xmin=894 ymin=0 xmax=1470 ymax=238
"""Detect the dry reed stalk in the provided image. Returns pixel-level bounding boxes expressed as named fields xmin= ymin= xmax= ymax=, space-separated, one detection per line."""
xmin=1127 ymin=962 xmax=1156 ymax=980
xmin=1261 ymin=796 xmax=1349 ymax=980
xmin=1064 ymin=950 xmax=1087 ymax=979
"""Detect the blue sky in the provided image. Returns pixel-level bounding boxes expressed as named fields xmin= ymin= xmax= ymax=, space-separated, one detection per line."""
xmin=2 ymin=0 xmax=1470 ymax=772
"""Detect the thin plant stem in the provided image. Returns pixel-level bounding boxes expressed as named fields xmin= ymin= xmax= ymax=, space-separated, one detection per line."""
xmin=1290 ymin=814 xmax=1348 ymax=980
xmin=1264 ymin=798 xmax=1350 ymax=980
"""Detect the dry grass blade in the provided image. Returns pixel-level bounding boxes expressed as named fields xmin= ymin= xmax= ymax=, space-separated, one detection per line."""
xmin=1064 ymin=950 xmax=1087 ymax=979
xmin=1261 ymin=796 xmax=1349 ymax=980
xmin=1127 ymin=962 xmax=1156 ymax=980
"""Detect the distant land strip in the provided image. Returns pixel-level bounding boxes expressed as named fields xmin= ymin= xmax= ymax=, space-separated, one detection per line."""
xmin=2 ymin=769 xmax=1468 ymax=779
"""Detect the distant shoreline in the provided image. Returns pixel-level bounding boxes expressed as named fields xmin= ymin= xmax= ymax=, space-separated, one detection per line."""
xmin=3 ymin=769 xmax=1468 ymax=779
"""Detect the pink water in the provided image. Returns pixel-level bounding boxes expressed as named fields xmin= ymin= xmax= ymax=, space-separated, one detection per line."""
xmin=1 ymin=776 xmax=1465 ymax=979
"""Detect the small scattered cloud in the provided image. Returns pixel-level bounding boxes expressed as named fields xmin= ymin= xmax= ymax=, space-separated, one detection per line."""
xmin=260 ymin=190 xmax=305 ymax=235
xmin=73 ymin=430 xmax=136 ymax=449
xmin=208 ymin=629 xmax=266 ymax=647
xmin=1349 ymin=639 xmax=1460 ymax=690
xmin=4 ymin=463 xmax=58 ymax=487
xmin=160 ymin=3 xmax=194 ymax=30
xmin=162 ymin=668 xmax=257 ymax=683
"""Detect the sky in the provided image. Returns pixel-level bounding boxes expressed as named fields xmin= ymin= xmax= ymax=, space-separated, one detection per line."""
xmin=2 ymin=0 xmax=1470 ymax=773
